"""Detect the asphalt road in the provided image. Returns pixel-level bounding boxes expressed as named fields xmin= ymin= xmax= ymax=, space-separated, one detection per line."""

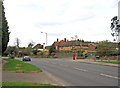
xmin=17 ymin=58 xmax=119 ymax=86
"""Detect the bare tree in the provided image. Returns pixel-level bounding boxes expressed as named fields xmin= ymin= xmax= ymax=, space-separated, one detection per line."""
xmin=14 ymin=38 xmax=21 ymax=48
xmin=71 ymin=35 xmax=78 ymax=40
xmin=28 ymin=41 xmax=35 ymax=48
xmin=75 ymin=35 xmax=78 ymax=40
xmin=14 ymin=38 xmax=21 ymax=57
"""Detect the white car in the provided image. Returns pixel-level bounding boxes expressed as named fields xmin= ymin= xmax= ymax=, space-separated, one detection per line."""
xmin=22 ymin=56 xmax=31 ymax=61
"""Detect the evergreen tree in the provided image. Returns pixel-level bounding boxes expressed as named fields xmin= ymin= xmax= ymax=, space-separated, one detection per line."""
xmin=1 ymin=1 xmax=10 ymax=54
xmin=0 ymin=1 xmax=2 ymax=55
xmin=49 ymin=43 xmax=56 ymax=55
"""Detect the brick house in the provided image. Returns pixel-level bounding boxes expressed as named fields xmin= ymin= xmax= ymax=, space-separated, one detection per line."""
xmin=88 ymin=43 xmax=96 ymax=51
xmin=54 ymin=38 xmax=66 ymax=50
xmin=54 ymin=38 xmax=97 ymax=51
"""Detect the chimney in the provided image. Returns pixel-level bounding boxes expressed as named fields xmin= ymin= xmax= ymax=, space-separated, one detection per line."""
xmin=64 ymin=38 xmax=66 ymax=42
xmin=57 ymin=38 xmax=59 ymax=42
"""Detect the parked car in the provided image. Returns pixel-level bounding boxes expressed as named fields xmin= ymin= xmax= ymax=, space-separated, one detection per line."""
xmin=9 ymin=53 xmax=15 ymax=59
xmin=22 ymin=56 xmax=31 ymax=61
xmin=9 ymin=55 xmax=15 ymax=59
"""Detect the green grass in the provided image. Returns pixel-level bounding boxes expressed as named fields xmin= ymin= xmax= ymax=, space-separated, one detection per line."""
xmin=3 ymin=58 xmax=42 ymax=73
xmin=2 ymin=82 xmax=64 ymax=88
xmin=2 ymin=82 xmax=51 ymax=86
xmin=95 ymin=61 xmax=120 ymax=64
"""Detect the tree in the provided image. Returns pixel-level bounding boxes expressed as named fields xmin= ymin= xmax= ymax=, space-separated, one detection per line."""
xmin=96 ymin=40 xmax=116 ymax=57
xmin=14 ymin=38 xmax=21 ymax=48
xmin=49 ymin=43 xmax=56 ymax=56
xmin=28 ymin=41 xmax=35 ymax=48
xmin=81 ymin=40 xmax=84 ymax=42
xmin=3 ymin=46 xmax=18 ymax=56
xmin=32 ymin=50 xmax=38 ymax=55
xmin=1 ymin=1 xmax=10 ymax=54
xmin=110 ymin=16 xmax=120 ymax=41
xmin=14 ymin=38 xmax=21 ymax=57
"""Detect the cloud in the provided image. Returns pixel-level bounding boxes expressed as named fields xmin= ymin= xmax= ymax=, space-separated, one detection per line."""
xmin=3 ymin=0 xmax=119 ymax=46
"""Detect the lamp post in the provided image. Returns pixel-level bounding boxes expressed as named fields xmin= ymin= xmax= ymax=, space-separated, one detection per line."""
xmin=40 ymin=32 xmax=47 ymax=45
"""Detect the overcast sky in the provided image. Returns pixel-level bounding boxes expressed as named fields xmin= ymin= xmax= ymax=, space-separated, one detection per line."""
xmin=3 ymin=0 xmax=119 ymax=47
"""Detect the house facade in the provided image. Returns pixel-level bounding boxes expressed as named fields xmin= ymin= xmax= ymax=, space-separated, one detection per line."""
xmin=54 ymin=38 xmax=96 ymax=52
xmin=33 ymin=43 xmax=45 ymax=51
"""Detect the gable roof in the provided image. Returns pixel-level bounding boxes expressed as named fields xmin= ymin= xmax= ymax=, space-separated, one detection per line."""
xmin=33 ymin=44 xmax=43 ymax=49
xmin=88 ymin=43 xmax=97 ymax=46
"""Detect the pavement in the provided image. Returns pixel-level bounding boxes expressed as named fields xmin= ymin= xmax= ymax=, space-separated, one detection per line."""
xmin=70 ymin=59 xmax=119 ymax=67
xmin=2 ymin=71 xmax=64 ymax=86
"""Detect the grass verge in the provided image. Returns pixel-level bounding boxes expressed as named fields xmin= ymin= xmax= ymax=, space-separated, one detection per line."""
xmin=95 ymin=61 xmax=120 ymax=64
xmin=2 ymin=82 xmax=64 ymax=88
xmin=2 ymin=82 xmax=51 ymax=86
xmin=3 ymin=58 xmax=42 ymax=73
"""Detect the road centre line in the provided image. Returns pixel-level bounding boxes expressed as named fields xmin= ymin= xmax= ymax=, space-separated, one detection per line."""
xmin=100 ymin=73 xmax=120 ymax=79
xmin=74 ymin=67 xmax=88 ymax=72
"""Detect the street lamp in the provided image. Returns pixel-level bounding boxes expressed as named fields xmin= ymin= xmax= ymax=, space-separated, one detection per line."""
xmin=40 ymin=32 xmax=47 ymax=45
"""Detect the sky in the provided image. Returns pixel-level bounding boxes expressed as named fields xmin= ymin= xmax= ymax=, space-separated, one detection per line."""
xmin=3 ymin=0 xmax=119 ymax=47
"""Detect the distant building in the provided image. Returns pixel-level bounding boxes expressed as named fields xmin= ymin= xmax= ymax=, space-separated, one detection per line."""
xmin=54 ymin=38 xmax=97 ymax=51
xmin=88 ymin=43 xmax=97 ymax=51
xmin=45 ymin=46 xmax=51 ymax=50
xmin=33 ymin=43 xmax=45 ymax=52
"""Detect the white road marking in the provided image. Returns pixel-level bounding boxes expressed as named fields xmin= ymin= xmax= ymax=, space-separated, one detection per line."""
xmin=100 ymin=73 xmax=120 ymax=79
xmin=74 ymin=67 xmax=88 ymax=72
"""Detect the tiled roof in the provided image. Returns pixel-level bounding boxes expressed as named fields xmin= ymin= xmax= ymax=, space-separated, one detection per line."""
xmin=54 ymin=39 xmax=98 ymax=47
xmin=58 ymin=41 xmax=81 ymax=47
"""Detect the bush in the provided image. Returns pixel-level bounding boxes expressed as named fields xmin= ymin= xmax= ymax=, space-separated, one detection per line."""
xmin=51 ymin=52 xmax=55 ymax=56
xmin=32 ymin=50 xmax=38 ymax=55
xmin=19 ymin=51 xmax=30 ymax=57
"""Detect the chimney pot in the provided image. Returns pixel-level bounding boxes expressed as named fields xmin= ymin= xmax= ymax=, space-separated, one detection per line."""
xmin=64 ymin=38 xmax=66 ymax=42
xmin=57 ymin=38 xmax=59 ymax=42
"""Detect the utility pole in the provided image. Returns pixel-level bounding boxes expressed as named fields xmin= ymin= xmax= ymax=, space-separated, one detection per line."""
xmin=40 ymin=32 xmax=47 ymax=45
xmin=118 ymin=1 xmax=120 ymax=50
